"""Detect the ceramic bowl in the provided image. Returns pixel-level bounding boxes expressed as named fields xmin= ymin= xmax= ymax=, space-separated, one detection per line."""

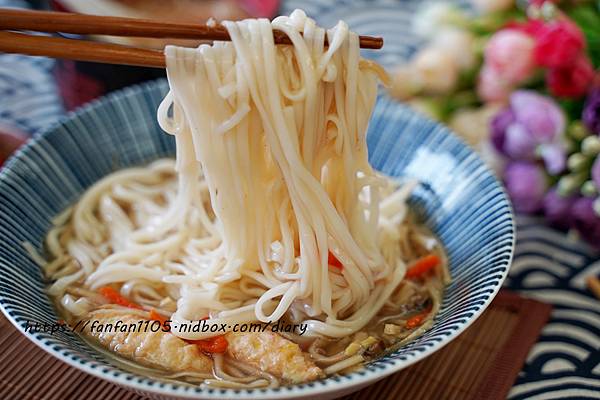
xmin=0 ymin=80 xmax=514 ymax=399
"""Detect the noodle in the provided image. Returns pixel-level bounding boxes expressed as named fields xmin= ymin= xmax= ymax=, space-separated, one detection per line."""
xmin=38 ymin=10 xmax=450 ymax=388
xmin=155 ymin=9 xmax=398 ymax=339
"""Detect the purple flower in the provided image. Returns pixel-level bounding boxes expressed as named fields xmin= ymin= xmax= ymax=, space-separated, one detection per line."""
xmin=583 ymin=89 xmax=600 ymax=135
xmin=504 ymin=161 xmax=549 ymax=213
xmin=593 ymin=155 xmax=600 ymax=189
xmin=510 ymin=90 xmax=566 ymax=142
xmin=490 ymin=91 xmax=566 ymax=164
xmin=571 ymin=197 xmax=600 ymax=245
xmin=504 ymin=123 xmax=538 ymax=159
xmin=491 ymin=108 xmax=515 ymax=153
xmin=539 ymin=143 xmax=567 ymax=175
xmin=543 ymin=187 xmax=576 ymax=230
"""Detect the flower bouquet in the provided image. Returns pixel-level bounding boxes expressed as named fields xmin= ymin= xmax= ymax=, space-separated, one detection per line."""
xmin=390 ymin=0 xmax=600 ymax=245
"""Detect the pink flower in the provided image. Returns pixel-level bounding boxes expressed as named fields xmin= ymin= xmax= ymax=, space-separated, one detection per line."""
xmin=534 ymin=18 xmax=585 ymax=69
xmin=243 ymin=0 xmax=279 ymax=17
xmin=484 ymin=29 xmax=536 ymax=84
xmin=547 ymin=55 xmax=595 ymax=98
xmin=506 ymin=19 xmax=545 ymax=36
xmin=529 ymin=0 xmax=557 ymax=5
xmin=477 ymin=65 xmax=512 ymax=103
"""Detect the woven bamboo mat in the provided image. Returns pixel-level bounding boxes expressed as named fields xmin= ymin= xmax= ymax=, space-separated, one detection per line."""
xmin=0 ymin=290 xmax=551 ymax=400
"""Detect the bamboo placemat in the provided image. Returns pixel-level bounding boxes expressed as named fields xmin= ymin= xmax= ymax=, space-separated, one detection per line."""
xmin=0 ymin=290 xmax=551 ymax=400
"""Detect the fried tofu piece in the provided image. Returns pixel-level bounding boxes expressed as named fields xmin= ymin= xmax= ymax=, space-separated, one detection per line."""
xmin=83 ymin=310 xmax=212 ymax=374
xmin=226 ymin=331 xmax=323 ymax=383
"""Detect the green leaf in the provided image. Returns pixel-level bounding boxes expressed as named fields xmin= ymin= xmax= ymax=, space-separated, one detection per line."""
xmin=568 ymin=4 xmax=600 ymax=68
xmin=560 ymin=98 xmax=586 ymax=122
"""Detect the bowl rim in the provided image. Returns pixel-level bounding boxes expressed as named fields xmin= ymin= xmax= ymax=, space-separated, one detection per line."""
xmin=0 ymin=79 xmax=515 ymax=399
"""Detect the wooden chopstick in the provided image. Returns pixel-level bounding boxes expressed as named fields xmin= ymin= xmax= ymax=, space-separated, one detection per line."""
xmin=0 ymin=8 xmax=384 ymax=49
xmin=0 ymin=31 xmax=165 ymax=68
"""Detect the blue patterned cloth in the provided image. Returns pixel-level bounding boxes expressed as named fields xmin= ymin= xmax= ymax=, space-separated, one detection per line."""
xmin=508 ymin=216 xmax=599 ymax=399
xmin=0 ymin=0 xmax=598 ymax=398
xmin=0 ymin=1 xmax=64 ymax=134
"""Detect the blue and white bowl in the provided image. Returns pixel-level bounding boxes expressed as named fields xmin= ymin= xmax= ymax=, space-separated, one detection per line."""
xmin=0 ymin=80 xmax=514 ymax=399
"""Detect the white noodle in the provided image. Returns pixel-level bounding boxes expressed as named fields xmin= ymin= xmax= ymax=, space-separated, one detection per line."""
xmin=39 ymin=10 xmax=443 ymax=346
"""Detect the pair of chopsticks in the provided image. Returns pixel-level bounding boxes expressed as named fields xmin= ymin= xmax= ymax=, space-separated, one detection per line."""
xmin=0 ymin=9 xmax=383 ymax=68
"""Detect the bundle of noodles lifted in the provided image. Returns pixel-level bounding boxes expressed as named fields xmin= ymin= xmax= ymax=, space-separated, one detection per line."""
xmin=37 ymin=9 xmax=450 ymax=388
